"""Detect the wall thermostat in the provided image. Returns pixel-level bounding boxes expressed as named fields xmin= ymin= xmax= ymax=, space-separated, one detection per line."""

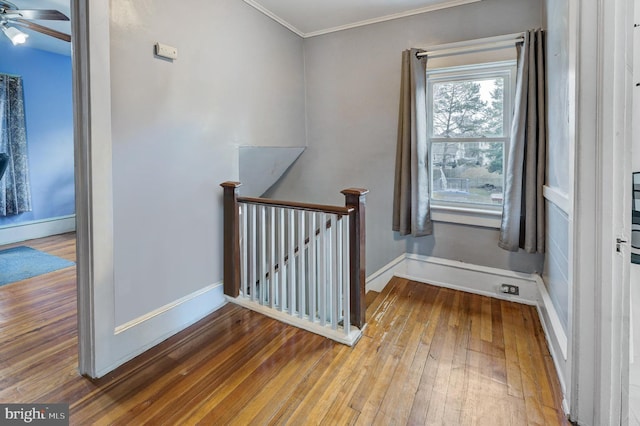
xmin=155 ymin=43 xmax=178 ymax=60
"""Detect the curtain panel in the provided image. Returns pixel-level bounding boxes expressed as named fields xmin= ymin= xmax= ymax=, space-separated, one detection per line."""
xmin=393 ymin=48 xmax=433 ymax=237
xmin=0 ymin=74 xmax=32 ymax=216
xmin=498 ymin=29 xmax=546 ymax=253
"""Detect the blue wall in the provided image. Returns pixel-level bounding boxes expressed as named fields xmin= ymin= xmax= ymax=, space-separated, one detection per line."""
xmin=0 ymin=42 xmax=74 ymax=226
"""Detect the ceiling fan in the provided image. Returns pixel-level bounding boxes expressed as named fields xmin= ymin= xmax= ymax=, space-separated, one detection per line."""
xmin=0 ymin=0 xmax=70 ymax=45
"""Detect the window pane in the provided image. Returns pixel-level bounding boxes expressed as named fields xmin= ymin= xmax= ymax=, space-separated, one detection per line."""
xmin=431 ymin=141 xmax=504 ymax=205
xmin=431 ymin=77 xmax=505 ymax=138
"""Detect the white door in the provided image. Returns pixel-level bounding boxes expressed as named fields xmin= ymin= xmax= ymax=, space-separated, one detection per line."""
xmin=628 ymin=0 xmax=640 ymax=423
xmin=571 ymin=0 xmax=633 ymax=424
xmin=597 ymin=0 xmax=633 ymax=422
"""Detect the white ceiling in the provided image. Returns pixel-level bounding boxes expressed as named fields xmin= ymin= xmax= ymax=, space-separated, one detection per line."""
xmin=2 ymin=0 xmax=71 ymax=56
xmin=3 ymin=0 xmax=480 ymax=55
xmin=244 ymin=0 xmax=481 ymax=37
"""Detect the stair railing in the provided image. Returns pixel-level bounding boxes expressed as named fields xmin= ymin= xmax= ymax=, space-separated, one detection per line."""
xmin=221 ymin=182 xmax=368 ymax=344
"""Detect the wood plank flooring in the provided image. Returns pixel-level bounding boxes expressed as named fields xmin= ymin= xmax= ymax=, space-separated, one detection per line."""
xmin=0 ymin=233 xmax=568 ymax=425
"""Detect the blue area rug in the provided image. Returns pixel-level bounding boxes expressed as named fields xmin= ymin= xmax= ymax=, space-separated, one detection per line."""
xmin=0 ymin=246 xmax=75 ymax=286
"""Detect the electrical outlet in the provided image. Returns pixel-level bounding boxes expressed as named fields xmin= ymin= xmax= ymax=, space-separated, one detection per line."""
xmin=500 ymin=284 xmax=519 ymax=295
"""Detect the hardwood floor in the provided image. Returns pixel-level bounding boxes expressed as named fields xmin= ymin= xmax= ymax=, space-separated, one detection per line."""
xmin=0 ymin=233 xmax=568 ymax=425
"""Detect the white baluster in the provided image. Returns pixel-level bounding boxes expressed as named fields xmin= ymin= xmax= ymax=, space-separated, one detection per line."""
xmin=268 ymin=206 xmax=275 ymax=309
xmin=278 ymin=208 xmax=286 ymax=311
xmin=308 ymin=212 xmax=317 ymax=323
xmin=318 ymin=212 xmax=327 ymax=326
xmin=258 ymin=205 xmax=266 ymax=304
xmin=249 ymin=204 xmax=257 ymax=302
xmin=330 ymin=215 xmax=338 ymax=330
xmin=327 ymin=215 xmax=335 ymax=328
xmin=335 ymin=215 xmax=342 ymax=331
xmin=287 ymin=208 xmax=295 ymax=315
xmin=297 ymin=210 xmax=306 ymax=319
xmin=241 ymin=203 xmax=248 ymax=298
xmin=342 ymin=215 xmax=351 ymax=335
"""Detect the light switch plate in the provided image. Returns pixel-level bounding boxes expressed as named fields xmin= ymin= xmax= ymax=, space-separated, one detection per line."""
xmin=155 ymin=43 xmax=178 ymax=60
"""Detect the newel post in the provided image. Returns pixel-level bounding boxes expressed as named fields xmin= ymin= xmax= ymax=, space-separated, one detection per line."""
xmin=221 ymin=181 xmax=242 ymax=298
xmin=342 ymin=188 xmax=369 ymax=329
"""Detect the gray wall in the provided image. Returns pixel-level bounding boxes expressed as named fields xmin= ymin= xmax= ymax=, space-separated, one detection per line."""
xmin=543 ymin=0 xmax=571 ymax=334
xmin=109 ymin=0 xmax=306 ymax=325
xmin=267 ymin=0 xmax=544 ymax=275
xmin=545 ymin=202 xmax=570 ymax=332
xmin=545 ymin=0 xmax=572 ymax=195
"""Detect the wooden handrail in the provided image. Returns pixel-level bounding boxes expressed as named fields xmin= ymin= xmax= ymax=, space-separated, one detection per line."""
xmin=238 ymin=196 xmax=354 ymax=216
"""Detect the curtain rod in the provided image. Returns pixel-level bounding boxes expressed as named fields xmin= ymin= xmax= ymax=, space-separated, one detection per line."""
xmin=416 ymin=33 xmax=525 ymax=59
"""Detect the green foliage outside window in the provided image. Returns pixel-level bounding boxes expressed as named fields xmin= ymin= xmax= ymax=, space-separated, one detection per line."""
xmin=429 ymin=71 xmax=510 ymax=206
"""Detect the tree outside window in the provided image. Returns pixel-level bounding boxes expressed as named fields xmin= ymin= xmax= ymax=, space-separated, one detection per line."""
xmin=427 ymin=63 xmax=514 ymax=207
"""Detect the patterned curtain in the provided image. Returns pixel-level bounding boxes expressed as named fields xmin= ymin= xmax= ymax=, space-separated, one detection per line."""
xmin=0 ymin=74 xmax=32 ymax=216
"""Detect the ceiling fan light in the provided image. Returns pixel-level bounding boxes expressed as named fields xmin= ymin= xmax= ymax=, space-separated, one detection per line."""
xmin=2 ymin=25 xmax=29 ymax=45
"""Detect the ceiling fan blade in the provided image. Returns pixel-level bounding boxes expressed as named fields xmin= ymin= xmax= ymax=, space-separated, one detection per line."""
xmin=9 ymin=18 xmax=70 ymax=42
xmin=2 ymin=9 xmax=69 ymax=21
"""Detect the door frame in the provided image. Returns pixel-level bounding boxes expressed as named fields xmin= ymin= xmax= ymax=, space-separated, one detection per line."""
xmin=71 ymin=0 xmax=114 ymax=377
xmin=571 ymin=0 xmax=633 ymax=423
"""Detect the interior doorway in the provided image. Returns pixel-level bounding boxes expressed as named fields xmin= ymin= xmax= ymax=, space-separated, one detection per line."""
xmin=0 ymin=0 xmax=86 ymax=374
xmin=0 ymin=0 xmax=75 ymax=244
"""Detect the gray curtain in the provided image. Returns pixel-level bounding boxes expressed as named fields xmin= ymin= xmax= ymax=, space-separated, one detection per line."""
xmin=0 ymin=74 xmax=32 ymax=216
xmin=393 ymin=49 xmax=432 ymax=236
xmin=499 ymin=29 xmax=546 ymax=253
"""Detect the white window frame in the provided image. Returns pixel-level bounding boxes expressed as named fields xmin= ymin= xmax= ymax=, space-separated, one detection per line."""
xmin=426 ymin=60 xmax=517 ymax=228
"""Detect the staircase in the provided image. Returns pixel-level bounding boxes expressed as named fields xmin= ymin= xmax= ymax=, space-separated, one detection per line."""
xmin=221 ymin=182 xmax=368 ymax=346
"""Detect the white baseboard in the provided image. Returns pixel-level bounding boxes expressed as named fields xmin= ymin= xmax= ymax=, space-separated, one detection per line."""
xmin=367 ymin=253 xmax=538 ymax=304
xmin=534 ymin=275 xmax=568 ymax=360
xmin=0 ymin=215 xmax=76 ymax=245
xmin=114 ymin=281 xmax=225 ymax=334
xmin=366 ymin=253 xmax=406 ymax=293
xmin=401 ymin=253 xmax=539 ymax=305
xmin=534 ymin=275 xmax=569 ymax=413
xmin=367 ymin=252 xmax=569 ymax=413
xmin=96 ymin=282 xmax=226 ymax=377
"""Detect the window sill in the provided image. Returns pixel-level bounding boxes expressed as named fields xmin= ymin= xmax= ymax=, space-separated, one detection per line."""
xmin=431 ymin=204 xmax=502 ymax=229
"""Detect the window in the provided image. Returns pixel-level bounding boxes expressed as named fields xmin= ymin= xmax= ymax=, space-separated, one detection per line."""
xmin=427 ymin=61 xmax=516 ymax=227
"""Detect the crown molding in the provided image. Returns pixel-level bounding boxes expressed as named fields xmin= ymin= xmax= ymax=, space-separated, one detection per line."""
xmin=243 ymin=0 xmax=305 ymax=37
xmin=243 ymin=0 xmax=482 ymax=39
